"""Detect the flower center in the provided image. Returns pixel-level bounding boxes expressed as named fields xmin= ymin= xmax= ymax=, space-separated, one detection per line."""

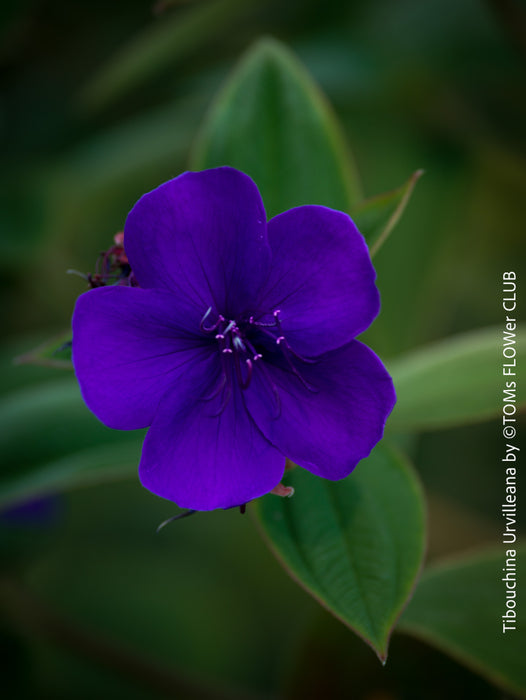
xmin=199 ymin=307 xmax=317 ymax=416
xmin=200 ymin=308 xmax=261 ymax=389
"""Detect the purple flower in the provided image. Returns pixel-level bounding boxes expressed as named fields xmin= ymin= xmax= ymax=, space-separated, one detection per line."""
xmin=72 ymin=167 xmax=395 ymax=511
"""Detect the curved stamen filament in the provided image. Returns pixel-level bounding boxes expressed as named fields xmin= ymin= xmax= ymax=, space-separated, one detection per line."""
xmin=273 ymin=310 xmax=317 ymax=364
xmin=243 ymin=337 xmax=263 ymax=361
xmin=279 ymin=341 xmax=318 ymax=393
xmin=234 ymin=353 xmax=253 ymax=390
xmin=251 ymin=327 xmax=317 ymax=393
xmin=200 ymin=307 xmax=225 ymax=333
xmin=251 ymin=310 xmax=317 ymax=364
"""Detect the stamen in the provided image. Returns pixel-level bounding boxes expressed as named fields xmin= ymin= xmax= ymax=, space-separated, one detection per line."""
xmin=233 ymin=351 xmax=253 ymax=390
xmin=232 ymin=334 xmax=246 ymax=352
xmin=215 ymin=331 xmax=233 ymax=355
xmin=203 ymin=306 xmax=317 ymax=403
xmin=283 ymin=343 xmax=318 ymax=365
xmin=245 ymin=359 xmax=253 ymax=386
xmin=240 ymin=358 xmax=253 ymax=390
xmin=272 ymin=310 xmax=317 ymax=363
xmin=200 ymin=307 xmax=224 ymax=333
xmin=257 ymin=321 xmax=318 ymax=365
xmin=243 ymin=337 xmax=263 ymax=362
xmin=254 ymin=327 xmax=281 ymax=344
xmin=279 ymin=341 xmax=318 ymax=393
xmin=252 ymin=318 xmax=277 ymax=328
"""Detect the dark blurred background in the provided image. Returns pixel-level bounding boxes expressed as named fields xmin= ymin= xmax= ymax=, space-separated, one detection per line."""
xmin=1 ymin=0 xmax=525 ymax=698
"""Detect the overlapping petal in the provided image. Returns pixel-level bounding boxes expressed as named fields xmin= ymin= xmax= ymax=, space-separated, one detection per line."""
xmin=257 ymin=206 xmax=379 ymax=357
xmin=245 ymin=341 xmax=396 ymax=480
xmin=124 ymin=167 xmax=271 ymax=318
xmin=139 ymin=360 xmax=285 ymax=510
xmin=72 ymin=286 xmax=210 ymax=430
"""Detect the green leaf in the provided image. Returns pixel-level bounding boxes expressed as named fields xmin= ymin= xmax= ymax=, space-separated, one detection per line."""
xmin=253 ymin=444 xmax=426 ymax=661
xmin=0 ymin=379 xmax=141 ymax=509
xmin=387 ymin=325 xmax=526 ymax=431
xmin=14 ymin=331 xmax=73 ymax=370
xmin=192 ymin=37 xmax=362 ymax=218
xmin=351 ymin=169 xmax=424 ymax=255
xmin=0 ymin=442 xmax=138 ymax=510
xmin=79 ymin=0 xmax=249 ymax=113
xmin=399 ymin=547 xmax=526 ymax=698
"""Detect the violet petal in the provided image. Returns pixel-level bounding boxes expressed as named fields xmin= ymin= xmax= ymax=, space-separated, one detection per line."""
xmin=72 ymin=285 xmax=210 ymax=430
xmin=124 ymin=167 xmax=271 ymax=318
xmin=139 ymin=360 xmax=285 ymax=510
xmin=245 ymin=340 xmax=396 ymax=480
xmin=257 ymin=205 xmax=379 ymax=357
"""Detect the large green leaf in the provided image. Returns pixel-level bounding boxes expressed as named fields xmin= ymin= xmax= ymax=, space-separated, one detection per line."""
xmin=253 ymin=444 xmax=426 ymax=661
xmin=351 ymin=169 xmax=424 ymax=256
xmin=399 ymin=547 xmax=526 ymax=698
xmin=192 ymin=37 xmax=362 ymax=218
xmin=0 ymin=442 xmax=139 ymax=510
xmin=0 ymin=379 xmax=141 ymax=509
xmin=388 ymin=324 xmax=526 ymax=431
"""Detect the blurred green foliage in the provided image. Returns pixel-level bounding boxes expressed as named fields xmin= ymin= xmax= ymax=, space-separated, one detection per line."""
xmin=1 ymin=0 xmax=525 ymax=698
